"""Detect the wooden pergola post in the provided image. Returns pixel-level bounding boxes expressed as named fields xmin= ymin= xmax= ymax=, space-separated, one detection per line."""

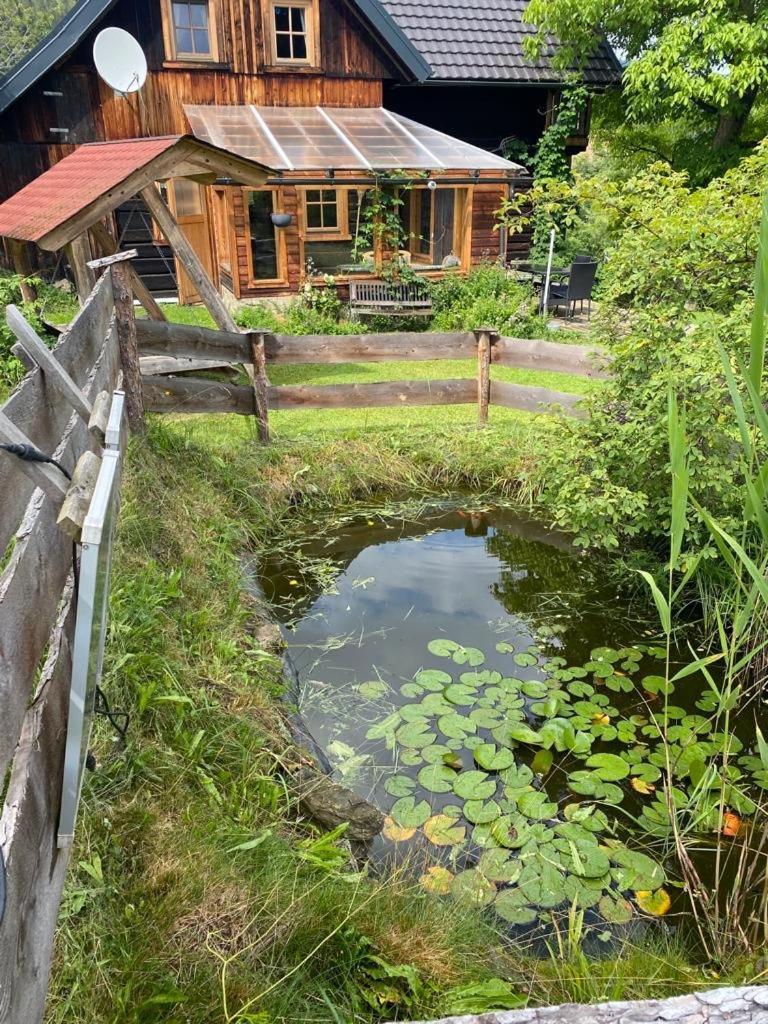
xmin=7 ymin=239 xmax=37 ymax=302
xmin=474 ymin=326 xmax=496 ymax=426
xmin=65 ymin=232 xmax=96 ymax=304
xmin=139 ymin=183 xmax=238 ymax=334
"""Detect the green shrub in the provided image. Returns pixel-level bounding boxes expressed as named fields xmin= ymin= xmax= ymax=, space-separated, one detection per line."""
xmin=0 ymin=272 xmax=55 ymax=391
xmin=430 ymin=263 xmax=543 ymax=335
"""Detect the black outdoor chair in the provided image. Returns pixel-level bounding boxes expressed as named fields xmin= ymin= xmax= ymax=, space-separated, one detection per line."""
xmin=545 ymin=259 xmax=598 ymax=319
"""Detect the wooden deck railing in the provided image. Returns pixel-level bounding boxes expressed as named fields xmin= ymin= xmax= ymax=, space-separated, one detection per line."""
xmin=135 ymin=321 xmax=610 ymax=437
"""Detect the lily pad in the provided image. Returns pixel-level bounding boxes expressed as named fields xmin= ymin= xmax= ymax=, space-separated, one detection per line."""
xmin=382 ymin=816 xmax=416 ymax=842
xmin=610 ymin=847 xmax=665 ymax=891
xmin=396 ymin=721 xmax=437 ymax=748
xmin=642 ymin=675 xmax=674 ymax=696
xmin=508 ymin=723 xmax=542 ymax=745
xmin=385 ymin=775 xmax=416 ymax=797
xmin=531 ymin=749 xmax=554 ymax=776
xmin=453 ymin=770 xmax=497 ymax=801
xmin=590 ymin=647 xmax=620 ymax=663
xmin=420 ymin=865 xmax=454 ymax=894
xmin=428 ymin=638 xmax=460 ymax=658
xmin=415 ymin=669 xmax=453 ymax=689
xmin=478 ymin=848 xmax=522 ymax=883
xmin=635 ymin=888 xmax=671 ymax=916
xmin=493 ymin=890 xmax=537 ymax=925
xmin=400 ymin=682 xmax=425 ymax=699
xmin=598 ymin=894 xmax=634 ymax=924
xmin=438 ymin=714 xmax=477 ymax=740
xmin=418 ymin=763 xmax=458 ymax=794
xmin=421 ymin=743 xmax=454 ymax=765
xmin=357 ymin=680 xmax=389 ymax=698
xmin=452 ymin=645 xmax=485 ymax=667
xmin=495 ymin=641 xmax=516 ymax=654
xmin=424 ymin=814 xmax=466 ymax=847
xmin=474 ymin=744 xmax=515 ymax=772
xmin=391 ymin=796 xmax=432 ymax=828
xmin=445 ymin=683 xmax=478 ymax=706
xmin=586 ymin=753 xmax=630 ymax=781
xmin=463 ymin=798 xmax=501 ymax=824
xmin=470 ymin=707 xmax=504 ymax=728
xmin=451 ymin=869 xmax=497 ymax=907
xmin=500 ymin=763 xmax=534 ymax=790
xmin=400 ymin=750 xmax=424 ymax=766
xmin=517 ymin=790 xmax=557 ymax=821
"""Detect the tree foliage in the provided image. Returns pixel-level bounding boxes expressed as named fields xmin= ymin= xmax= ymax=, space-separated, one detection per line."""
xmin=524 ymin=0 xmax=768 ymax=152
xmin=516 ymin=143 xmax=768 ymax=549
xmin=0 ymin=0 xmax=75 ymax=76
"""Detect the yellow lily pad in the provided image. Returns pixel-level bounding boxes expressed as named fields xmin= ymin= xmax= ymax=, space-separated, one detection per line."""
xmin=635 ymin=887 xmax=671 ymax=916
xmin=382 ymin=816 xmax=416 ymax=842
xmin=420 ymin=865 xmax=454 ymax=894
xmin=424 ymin=814 xmax=467 ymax=847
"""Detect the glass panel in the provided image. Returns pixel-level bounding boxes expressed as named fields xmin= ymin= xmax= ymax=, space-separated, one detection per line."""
xmin=192 ymin=29 xmax=210 ymax=52
xmin=417 ymin=191 xmax=431 ymax=256
xmin=175 ymin=27 xmax=193 ymax=51
xmin=291 ymin=6 xmax=305 ymax=30
xmin=306 ymin=203 xmax=322 ymax=228
xmin=275 ymin=33 xmax=291 ymax=58
xmin=305 ymin=239 xmax=356 ymax=274
xmin=322 ymin=200 xmax=337 ymax=227
xmin=173 ymin=2 xmax=191 ymax=27
xmin=321 ymin=188 xmax=335 ymax=203
xmin=248 ymin=191 xmax=279 ymax=280
xmin=190 ymin=2 xmax=208 ymax=26
xmin=274 ymin=6 xmax=290 ymax=30
xmin=173 ymin=178 xmax=203 ymax=216
xmin=292 ymin=34 xmax=307 ymax=59
xmin=433 ymin=189 xmax=456 ymax=263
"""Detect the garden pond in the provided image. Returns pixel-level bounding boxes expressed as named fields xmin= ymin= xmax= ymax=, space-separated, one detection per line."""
xmin=257 ymin=502 xmax=766 ymax=946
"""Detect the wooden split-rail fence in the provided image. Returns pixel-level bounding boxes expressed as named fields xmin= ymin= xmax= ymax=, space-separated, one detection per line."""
xmin=0 ymin=263 xmax=608 ymax=1023
xmin=135 ymin=321 xmax=611 ymax=438
xmin=0 ymin=271 xmax=123 ymax=1023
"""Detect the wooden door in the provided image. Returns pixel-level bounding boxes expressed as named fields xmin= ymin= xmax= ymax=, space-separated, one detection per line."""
xmin=168 ymin=179 xmax=215 ymax=304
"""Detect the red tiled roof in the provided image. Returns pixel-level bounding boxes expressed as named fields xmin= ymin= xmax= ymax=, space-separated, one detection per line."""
xmin=0 ymin=136 xmax=182 ymax=243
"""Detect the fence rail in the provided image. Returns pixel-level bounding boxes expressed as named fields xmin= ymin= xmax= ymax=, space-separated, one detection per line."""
xmin=0 ymin=273 xmax=120 ymax=1023
xmin=134 ymin=321 xmax=610 ymax=430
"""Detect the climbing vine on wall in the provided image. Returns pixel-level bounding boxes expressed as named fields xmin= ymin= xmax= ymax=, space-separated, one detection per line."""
xmin=528 ymin=79 xmax=588 ymax=257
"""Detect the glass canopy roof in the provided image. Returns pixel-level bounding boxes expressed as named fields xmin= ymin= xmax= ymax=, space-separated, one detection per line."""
xmin=184 ymin=105 xmax=522 ymax=173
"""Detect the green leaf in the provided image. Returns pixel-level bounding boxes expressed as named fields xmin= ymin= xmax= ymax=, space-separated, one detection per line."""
xmin=440 ymin=980 xmax=524 ymax=1015
xmin=390 ymin=796 xmax=431 ymax=828
xmin=414 ymin=669 xmax=453 ymax=689
xmin=418 ymin=763 xmax=458 ymax=793
xmin=463 ymin=798 xmax=501 ymax=824
xmin=493 ymin=890 xmax=537 ymax=925
xmin=478 ymin=848 xmax=522 ymax=883
xmin=357 ymin=680 xmax=389 ymax=699
xmin=451 ymin=869 xmax=497 ymax=907
xmin=636 ymin=570 xmax=670 ymax=634
xmin=385 ymin=775 xmax=416 ymax=797
xmin=396 ymin=721 xmax=437 ymax=748
xmin=517 ymin=790 xmax=557 ymax=821
xmin=428 ymin=638 xmax=460 ymax=657
xmin=586 ymin=753 xmax=629 ymax=781
xmin=531 ymin=749 xmax=554 ymax=776
xmin=453 ymin=770 xmax=497 ymax=801
xmin=474 ymin=743 xmax=515 ymax=771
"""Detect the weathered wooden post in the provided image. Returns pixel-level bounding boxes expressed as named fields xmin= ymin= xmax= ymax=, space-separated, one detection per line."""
xmin=66 ymin=232 xmax=97 ymax=304
xmin=474 ymin=326 xmax=496 ymax=425
xmin=248 ymin=329 xmax=270 ymax=444
xmin=88 ymin=250 xmax=145 ymax=432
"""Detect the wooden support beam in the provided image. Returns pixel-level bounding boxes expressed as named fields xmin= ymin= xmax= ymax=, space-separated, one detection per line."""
xmin=0 ymin=412 xmax=69 ymax=501
xmin=65 ymin=233 xmax=96 ymax=304
xmin=89 ymin=220 xmax=167 ymax=322
xmin=139 ymin=183 xmax=239 ymax=334
xmin=249 ymin=331 xmax=270 ymax=443
xmin=88 ymin=390 xmax=111 ymax=445
xmin=8 ymin=239 xmax=37 ymax=302
xmin=474 ymin=326 xmax=495 ymax=425
xmin=6 ymin=305 xmax=92 ymax=423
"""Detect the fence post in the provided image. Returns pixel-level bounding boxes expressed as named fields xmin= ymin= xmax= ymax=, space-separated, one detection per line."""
xmin=474 ymin=326 xmax=496 ymax=425
xmin=88 ymin=250 xmax=144 ymax=433
xmin=249 ymin=330 xmax=270 ymax=443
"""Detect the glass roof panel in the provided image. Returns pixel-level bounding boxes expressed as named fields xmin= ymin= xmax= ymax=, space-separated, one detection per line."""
xmin=183 ymin=105 xmax=522 ymax=172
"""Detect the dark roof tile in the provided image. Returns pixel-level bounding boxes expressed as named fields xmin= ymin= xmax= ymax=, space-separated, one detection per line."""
xmin=379 ymin=0 xmax=621 ymax=84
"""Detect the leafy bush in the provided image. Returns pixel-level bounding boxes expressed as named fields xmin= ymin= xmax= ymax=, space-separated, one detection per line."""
xmin=530 ymin=145 xmax=768 ymax=550
xmin=0 ymin=272 xmax=54 ymax=391
xmin=430 ymin=263 xmax=543 ymax=335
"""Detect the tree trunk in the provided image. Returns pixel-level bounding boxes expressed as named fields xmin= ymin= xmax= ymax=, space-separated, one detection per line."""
xmin=713 ymin=89 xmax=757 ymax=151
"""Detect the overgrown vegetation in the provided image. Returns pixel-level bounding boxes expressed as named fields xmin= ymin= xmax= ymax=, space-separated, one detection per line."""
xmin=49 ymin=418 xmax=726 ymax=1023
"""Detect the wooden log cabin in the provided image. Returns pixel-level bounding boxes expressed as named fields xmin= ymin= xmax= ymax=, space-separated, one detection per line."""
xmin=0 ymin=0 xmax=620 ymax=303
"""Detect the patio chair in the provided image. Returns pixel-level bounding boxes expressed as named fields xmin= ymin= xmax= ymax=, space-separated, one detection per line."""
xmin=545 ymin=259 xmax=597 ymax=319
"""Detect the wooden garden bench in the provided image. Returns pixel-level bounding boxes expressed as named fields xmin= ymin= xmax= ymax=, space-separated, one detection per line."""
xmin=348 ymin=279 xmax=433 ymax=318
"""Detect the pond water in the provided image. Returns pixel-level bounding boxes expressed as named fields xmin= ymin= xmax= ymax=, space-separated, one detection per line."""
xmin=258 ymin=503 xmax=763 ymax=947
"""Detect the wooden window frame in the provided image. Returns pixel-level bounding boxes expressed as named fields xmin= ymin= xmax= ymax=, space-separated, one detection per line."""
xmin=263 ymin=0 xmax=319 ymax=68
xmin=299 ymin=186 xmax=350 ymax=241
xmin=243 ymin=187 xmax=288 ymax=288
xmin=211 ymin=186 xmax=236 ymax=278
xmin=161 ymin=0 xmax=221 ymax=63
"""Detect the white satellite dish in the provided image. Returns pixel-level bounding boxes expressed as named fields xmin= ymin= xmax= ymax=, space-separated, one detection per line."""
xmin=93 ymin=28 xmax=147 ymax=94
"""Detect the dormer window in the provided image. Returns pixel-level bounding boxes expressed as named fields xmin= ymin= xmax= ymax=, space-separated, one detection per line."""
xmin=267 ymin=0 xmax=318 ymax=65
xmin=163 ymin=0 xmax=219 ymax=62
